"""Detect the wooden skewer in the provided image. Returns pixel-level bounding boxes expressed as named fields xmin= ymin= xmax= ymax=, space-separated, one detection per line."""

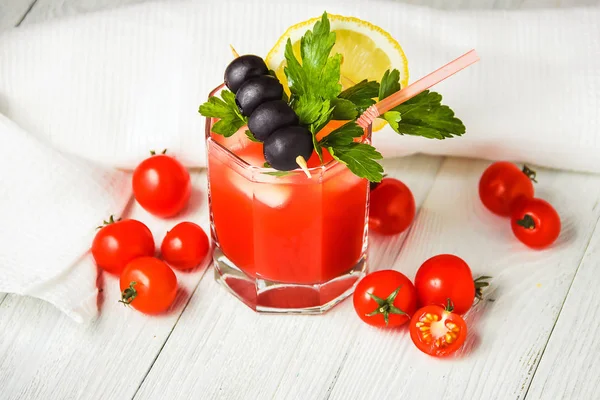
xmin=228 ymin=45 xmax=311 ymax=179
xmin=296 ymin=156 xmax=311 ymax=178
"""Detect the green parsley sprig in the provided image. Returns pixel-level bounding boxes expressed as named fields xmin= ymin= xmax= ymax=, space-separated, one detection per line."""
xmin=198 ymin=90 xmax=247 ymax=137
xmin=318 ymin=121 xmax=384 ymax=182
xmin=337 ymin=80 xmax=379 ymax=114
xmin=198 ymin=11 xmax=467 ymax=183
xmin=381 ymin=90 xmax=466 ymax=139
xmin=338 ymin=68 xmax=465 ymax=141
xmin=282 ymin=12 xmax=385 ymax=181
xmin=283 ymin=12 xmax=341 ymax=156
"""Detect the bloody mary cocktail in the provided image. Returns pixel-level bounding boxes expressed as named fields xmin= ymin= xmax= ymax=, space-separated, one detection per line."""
xmin=206 ymin=87 xmax=370 ymax=312
xmin=197 ymin=8 xmax=471 ymax=316
xmin=198 ymin=11 xmax=468 ymax=313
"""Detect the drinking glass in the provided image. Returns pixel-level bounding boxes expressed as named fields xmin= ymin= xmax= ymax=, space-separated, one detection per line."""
xmin=205 ymin=85 xmax=370 ymax=313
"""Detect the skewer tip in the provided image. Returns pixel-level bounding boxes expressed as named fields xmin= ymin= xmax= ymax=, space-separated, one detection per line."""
xmin=230 ymin=44 xmax=240 ymax=58
xmin=296 ymin=156 xmax=311 ymax=179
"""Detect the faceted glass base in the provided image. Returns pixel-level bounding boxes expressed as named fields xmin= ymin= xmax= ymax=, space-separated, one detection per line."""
xmin=213 ymin=246 xmax=367 ymax=314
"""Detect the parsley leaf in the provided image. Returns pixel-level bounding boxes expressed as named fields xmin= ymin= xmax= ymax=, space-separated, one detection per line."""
xmin=284 ymin=12 xmax=341 ymax=99
xmin=245 ymin=130 xmax=260 ymax=142
xmin=263 ymin=170 xmax=293 ymax=177
xmin=328 ymin=143 xmax=384 ymax=182
xmin=383 ymin=111 xmax=401 ymax=131
xmin=376 ymin=69 xmax=466 ymax=139
xmin=312 ymin=131 xmax=322 ymax=161
xmin=198 ymin=90 xmax=247 ymax=137
xmin=311 ymin=100 xmax=334 ymax=133
xmin=293 ymin=96 xmax=328 ymax=127
xmin=283 ymin=41 xmax=305 ymax=95
xmin=211 ymin=118 xmax=246 ymax=137
xmin=309 ymin=100 xmax=333 ymax=162
xmin=262 ymin=161 xmax=292 ymax=176
xmin=318 ymin=53 xmax=343 ymax=99
xmin=382 ymin=90 xmax=465 ymax=139
xmin=378 ymin=69 xmax=401 ymax=100
xmin=331 ymin=98 xmax=358 ymax=120
xmin=319 ymin=120 xmax=364 ymax=148
xmin=338 ymin=79 xmax=379 ymax=113
xmin=318 ymin=121 xmax=384 ymax=182
xmin=198 ymin=94 xmax=229 ymax=118
xmin=284 ymin=12 xmax=341 ymax=136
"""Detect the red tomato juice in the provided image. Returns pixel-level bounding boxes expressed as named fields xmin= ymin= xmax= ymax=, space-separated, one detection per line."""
xmin=207 ymin=120 xmax=369 ymax=285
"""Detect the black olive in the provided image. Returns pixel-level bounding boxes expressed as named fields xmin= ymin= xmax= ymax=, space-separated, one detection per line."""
xmin=224 ymin=55 xmax=269 ymax=93
xmin=235 ymin=75 xmax=284 ymax=117
xmin=248 ymin=100 xmax=299 ymax=142
xmin=264 ymin=126 xmax=314 ymax=171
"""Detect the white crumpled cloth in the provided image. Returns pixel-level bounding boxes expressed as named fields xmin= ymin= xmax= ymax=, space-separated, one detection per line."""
xmin=0 ymin=0 xmax=598 ymax=322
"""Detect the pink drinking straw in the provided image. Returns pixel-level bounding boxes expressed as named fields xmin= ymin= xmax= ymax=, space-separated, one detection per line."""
xmin=357 ymin=49 xmax=480 ymax=129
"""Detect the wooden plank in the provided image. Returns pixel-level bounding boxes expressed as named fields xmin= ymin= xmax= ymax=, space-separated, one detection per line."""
xmin=0 ymin=172 xmax=211 ymax=400
xmin=132 ymin=155 xmax=445 ymax=400
xmin=525 ymin=222 xmax=600 ymax=400
xmin=0 ymin=0 xmax=36 ymax=30
xmin=322 ymin=159 xmax=600 ymax=400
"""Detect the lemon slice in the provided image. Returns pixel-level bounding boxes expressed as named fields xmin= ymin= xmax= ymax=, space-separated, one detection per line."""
xmin=265 ymin=13 xmax=409 ymax=131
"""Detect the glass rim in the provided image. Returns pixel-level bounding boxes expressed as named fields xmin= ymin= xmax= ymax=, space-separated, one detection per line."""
xmin=204 ymin=83 xmax=371 ymax=176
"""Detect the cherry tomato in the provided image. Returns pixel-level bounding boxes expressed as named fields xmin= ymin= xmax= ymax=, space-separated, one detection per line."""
xmin=161 ymin=222 xmax=210 ymax=270
xmin=511 ymin=197 xmax=560 ymax=249
xmin=479 ymin=162 xmax=536 ymax=216
xmin=119 ymin=257 xmax=178 ymax=314
xmin=91 ymin=216 xmax=155 ymax=275
xmin=353 ymin=270 xmax=417 ymax=328
xmin=409 ymin=301 xmax=467 ymax=357
xmin=132 ymin=151 xmax=191 ymax=218
xmin=414 ymin=254 xmax=479 ymax=315
xmin=369 ymin=178 xmax=416 ymax=235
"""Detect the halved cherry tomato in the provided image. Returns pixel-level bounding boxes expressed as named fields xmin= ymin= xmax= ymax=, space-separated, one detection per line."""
xmin=161 ymin=222 xmax=210 ymax=270
xmin=132 ymin=151 xmax=191 ymax=218
xmin=409 ymin=301 xmax=467 ymax=357
xmin=369 ymin=178 xmax=416 ymax=235
xmin=352 ymin=270 xmax=417 ymax=328
xmin=511 ymin=197 xmax=560 ymax=249
xmin=479 ymin=162 xmax=536 ymax=216
xmin=119 ymin=257 xmax=178 ymax=314
xmin=414 ymin=254 xmax=488 ymax=315
xmin=91 ymin=216 xmax=155 ymax=275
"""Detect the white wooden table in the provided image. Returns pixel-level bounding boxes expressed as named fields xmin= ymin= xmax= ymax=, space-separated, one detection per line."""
xmin=2 ymin=1 xmax=600 ymax=399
